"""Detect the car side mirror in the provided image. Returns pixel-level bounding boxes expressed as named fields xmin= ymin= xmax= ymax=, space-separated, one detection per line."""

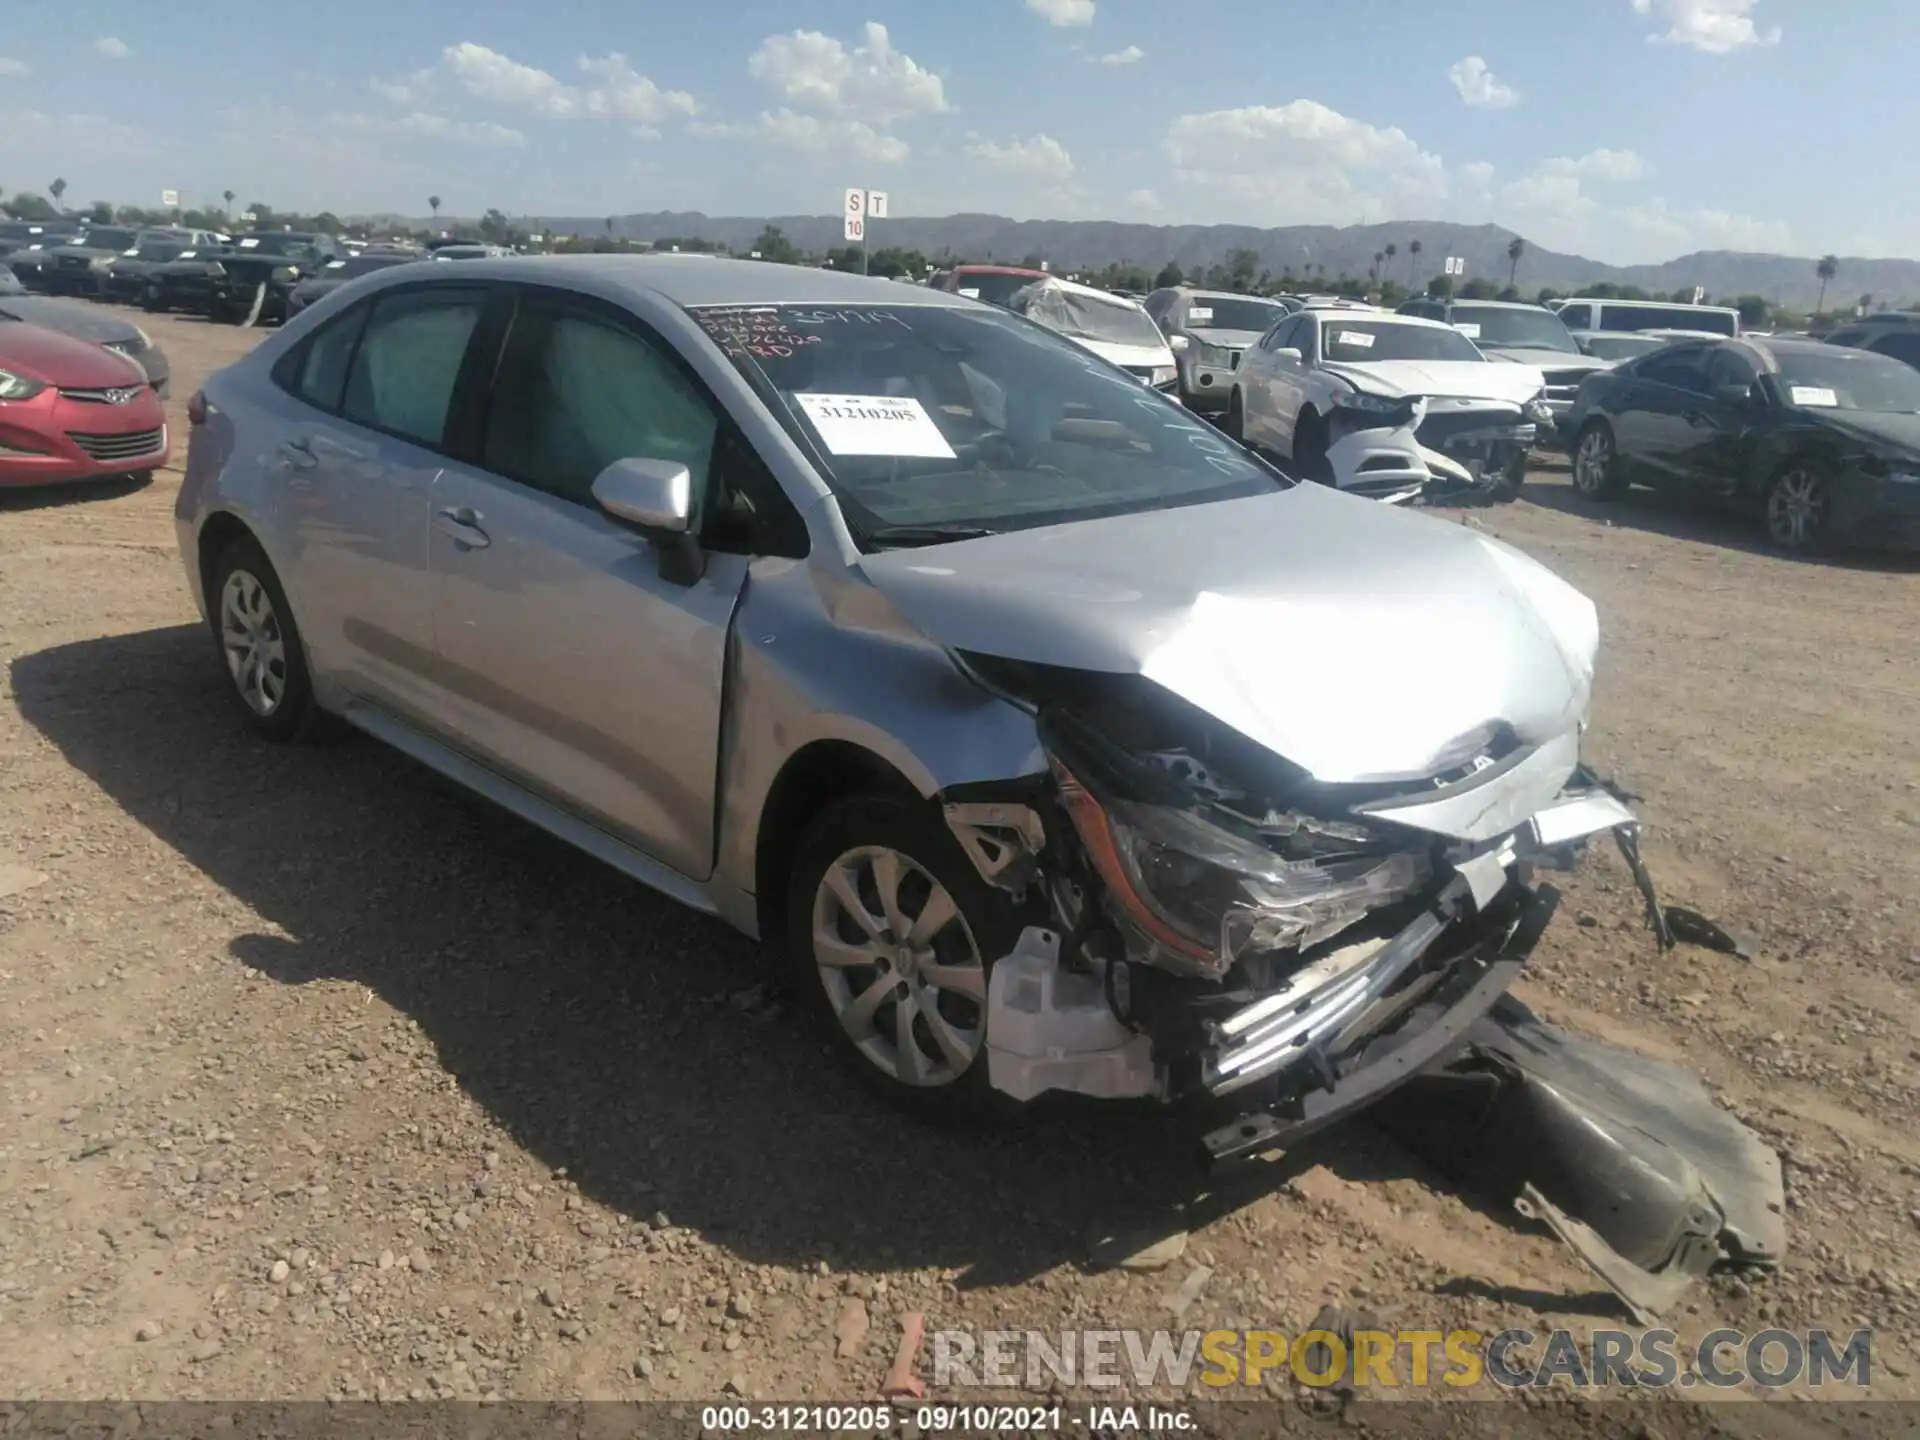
xmin=1273 ymin=346 xmax=1303 ymax=364
xmin=1167 ymin=333 xmax=1189 ymax=352
xmin=591 ymin=457 xmax=704 ymax=585
xmin=1714 ymin=383 xmax=1752 ymax=407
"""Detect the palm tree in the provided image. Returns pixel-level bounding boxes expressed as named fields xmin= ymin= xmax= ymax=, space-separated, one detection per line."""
xmin=1384 ymin=242 xmax=1397 ymax=281
xmin=222 ymin=189 xmax=235 ymax=214
xmin=1815 ymin=254 xmax=1838 ymax=315
xmin=1507 ymin=236 xmax=1526 ymax=288
xmin=48 ymin=176 xmax=67 ymax=211
xmin=1859 ymin=292 xmax=1875 ymax=316
xmin=1373 ymin=249 xmax=1385 ymax=282
xmin=1408 ymin=238 xmax=1422 ymax=286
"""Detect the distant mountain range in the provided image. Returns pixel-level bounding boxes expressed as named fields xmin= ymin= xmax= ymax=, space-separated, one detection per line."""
xmin=378 ymin=209 xmax=1920 ymax=311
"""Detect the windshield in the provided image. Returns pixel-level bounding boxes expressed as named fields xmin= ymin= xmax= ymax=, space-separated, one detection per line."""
xmin=1580 ymin=333 xmax=1666 ymax=361
xmin=1596 ymin=303 xmax=1738 ymax=337
xmin=952 ymin=271 xmax=1039 ymax=308
xmin=1013 ymin=284 xmax=1166 ymax=351
xmin=692 ymin=302 xmax=1280 ymax=539
xmin=1449 ymin=305 xmax=1578 ymax=353
xmin=1321 ymin=320 xmax=1484 ymax=364
xmin=80 ymin=228 xmax=139 ymax=250
xmin=1771 ymin=348 xmax=1920 ymax=413
xmin=1184 ymin=297 xmax=1287 ymax=333
xmin=133 ymin=244 xmax=182 ymax=261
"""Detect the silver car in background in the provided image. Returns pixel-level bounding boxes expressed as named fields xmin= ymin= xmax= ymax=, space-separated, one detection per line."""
xmin=173 ymin=255 xmax=1643 ymax=1152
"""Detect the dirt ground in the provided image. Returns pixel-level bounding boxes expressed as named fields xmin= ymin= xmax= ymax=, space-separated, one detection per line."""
xmin=1 ymin=308 xmax=1916 ymax=1426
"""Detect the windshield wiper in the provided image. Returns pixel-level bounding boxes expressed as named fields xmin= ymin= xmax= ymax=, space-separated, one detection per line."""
xmin=863 ymin=523 xmax=1001 ymax=548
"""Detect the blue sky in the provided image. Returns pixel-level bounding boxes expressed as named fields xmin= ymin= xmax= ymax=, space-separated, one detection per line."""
xmin=0 ymin=0 xmax=1908 ymax=263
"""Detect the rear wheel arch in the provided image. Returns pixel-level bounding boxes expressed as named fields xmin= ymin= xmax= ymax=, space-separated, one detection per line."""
xmin=196 ymin=511 xmax=257 ymax=610
xmin=752 ymin=741 xmax=924 ymax=947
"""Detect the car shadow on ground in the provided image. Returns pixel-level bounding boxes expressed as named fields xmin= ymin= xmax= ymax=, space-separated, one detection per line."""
xmin=0 ymin=471 xmax=155 ymax=513
xmin=13 ymin=624 xmax=1591 ymax=1298
xmin=1520 ymin=473 xmax=1920 ymax=572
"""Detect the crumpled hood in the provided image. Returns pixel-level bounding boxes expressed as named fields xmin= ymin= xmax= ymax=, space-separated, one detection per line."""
xmin=1070 ymin=337 xmax=1175 ymax=370
xmin=1485 ymin=347 xmax=1608 ymax=376
xmin=1810 ymin=408 xmax=1920 ymax=458
xmin=1326 ymin=358 xmax=1545 ymax=405
xmin=858 ymin=485 xmax=1598 ymax=784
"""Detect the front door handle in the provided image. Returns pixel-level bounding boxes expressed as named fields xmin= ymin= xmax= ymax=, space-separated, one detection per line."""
xmin=433 ymin=505 xmax=491 ymax=550
xmin=278 ymin=436 xmax=318 ymax=470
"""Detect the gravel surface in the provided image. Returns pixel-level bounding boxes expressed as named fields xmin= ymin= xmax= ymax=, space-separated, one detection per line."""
xmin=1 ymin=308 xmax=1915 ymax=1426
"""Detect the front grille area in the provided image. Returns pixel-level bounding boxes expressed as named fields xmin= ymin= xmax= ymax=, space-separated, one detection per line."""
xmin=68 ymin=426 xmax=165 ymax=462
xmin=1416 ymin=406 xmax=1530 ymax=451
xmin=56 ymin=255 xmax=93 ymax=272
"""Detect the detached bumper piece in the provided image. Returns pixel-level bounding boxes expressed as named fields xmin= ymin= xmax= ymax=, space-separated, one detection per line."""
xmin=1377 ymin=996 xmax=1786 ymax=1322
xmin=1199 ymin=879 xmax=1558 ymax=1163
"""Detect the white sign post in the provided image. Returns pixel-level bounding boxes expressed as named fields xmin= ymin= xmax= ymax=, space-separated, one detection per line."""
xmin=160 ymin=188 xmax=180 ymax=209
xmin=1691 ymin=285 xmax=1706 ymax=306
xmin=1443 ymin=255 xmax=1465 ymax=277
xmin=843 ymin=187 xmax=892 ymax=273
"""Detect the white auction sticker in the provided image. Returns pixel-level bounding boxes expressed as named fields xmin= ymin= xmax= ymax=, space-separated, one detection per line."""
xmin=238 ymin=237 xmax=260 ymax=248
xmin=958 ymin=287 xmax=981 ymax=299
xmin=793 ymin=393 xmax=957 ymax=459
xmin=1788 ymin=385 xmax=1838 ymax=407
xmin=1334 ymin=330 xmax=1376 ymax=348
xmin=1187 ymin=307 xmax=1214 ymax=323
xmin=1453 ymin=322 xmax=1482 ymax=339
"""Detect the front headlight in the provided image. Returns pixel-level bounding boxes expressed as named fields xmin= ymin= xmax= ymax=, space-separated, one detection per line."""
xmin=1887 ymin=471 xmax=1920 ymax=486
xmin=1150 ymin=365 xmax=1178 ymax=388
xmin=1052 ymin=757 xmax=1430 ymax=978
xmin=271 ymin=265 xmax=300 ymax=283
xmin=131 ymin=326 xmax=152 ymax=349
xmin=1331 ymin=389 xmax=1402 ymax=414
xmin=0 ymin=367 xmax=48 ymax=401
xmin=1524 ymin=393 xmax=1555 ymax=424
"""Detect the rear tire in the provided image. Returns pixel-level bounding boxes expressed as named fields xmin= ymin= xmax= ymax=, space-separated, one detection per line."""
xmin=1571 ymin=421 xmax=1627 ymax=500
xmin=205 ymin=534 xmax=326 ymax=742
xmin=784 ymin=792 xmax=1030 ymax=1123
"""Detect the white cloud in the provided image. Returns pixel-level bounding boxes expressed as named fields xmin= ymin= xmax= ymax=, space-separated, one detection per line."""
xmin=1027 ymin=0 xmax=1096 ymax=26
xmin=374 ymin=42 xmax=697 ymax=124
xmin=1447 ymin=55 xmax=1517 ymax=108
xmin=1094 ymin=45 xmax=1145 ymax=66
xmin=747 ymin=22 xmax=947 ymax=125
xmin=0 ymin=55 xmax=31 ymax=76
xmin=1630 ymin=0 xmax=1780 ymax=52
xmin=1125 ymin=187 xmax=1164 ymax=213
xmin=1540 ymin=147 xmax=1647 ymax=182
xmin=337 ymin=111 xmax=528 ymax=149
xmin=693 ymin=109 xmax=909 ymax=164
xmin=967 ymin=133 xmax=1075 ymax=181
xmin=1457 ymin=160 xmax=1497 ymax=191
xmin=1163 ymin=100 xmax=1448 ymax=223
xmin=0 ymin=107 xmax=153 ymax=158
xmin=95 ymin=37 xmax=131 ymax=60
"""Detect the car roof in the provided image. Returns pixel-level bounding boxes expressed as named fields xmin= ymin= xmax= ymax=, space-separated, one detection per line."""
xmin=1175 ymin=288 xmax=1279 ymax=303
xmin=1558 ymin=295 xmax=1740 ymax=314
xmin=1440 ymin=299 xmax=1553 ymax=312
xmin=1304 ymin=308 xmax=1456 ymax=332
xmin=952 ymin=263 xmax=1045 ymax=276
xmin=1020 ymin=275 xmax=1148 ymax=309
xmin=394 ymin=253 xmax=988 ymax=310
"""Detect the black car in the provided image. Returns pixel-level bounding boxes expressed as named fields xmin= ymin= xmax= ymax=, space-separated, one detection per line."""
xmin=0 ymin=220 xmax=85 ymax=288
xmin=1564 ymin=336 xmax=1920 ymax=554
xmin=284 ymin=250 xmax=422 ymax=316
xmin=101 ymin=233 xmax=209 ymax=304
xmin=204 ymin=231 xmax=348 ymax=324
xmin=33 ymin=225 xmax=144 ymax=297
xmin=1820 ymin=316 xmax=1920 ymax=374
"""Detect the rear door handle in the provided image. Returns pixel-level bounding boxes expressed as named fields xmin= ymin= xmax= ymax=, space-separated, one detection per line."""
xmin=433 ymin=505 xmax=491 ymax=550
xmin=279 ymin=436 xmax=318 ymax=471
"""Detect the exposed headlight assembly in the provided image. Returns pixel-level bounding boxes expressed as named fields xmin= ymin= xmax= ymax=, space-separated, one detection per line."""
xmin=0 ymin=367 xmax=47 ymax=401
xmin=1150 ymin=365 xmax=1178 ymax=389
xmin=1051 ymin=755 xmax=1431 ymax=979
xmin=1330 ymin=389 xmax=1402 ymax=414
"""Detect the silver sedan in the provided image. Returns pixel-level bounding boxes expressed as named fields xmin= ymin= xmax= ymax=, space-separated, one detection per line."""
xmin=174 ymin=254 xmax=1633 ymax=1141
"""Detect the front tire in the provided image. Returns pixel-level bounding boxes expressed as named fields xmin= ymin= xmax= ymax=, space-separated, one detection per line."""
xmin=206 ymin=535 xmax=324 ymax=742
xmin=784 ymin=792 xmax=1028 ymax=1120
xmin=1292 ymin=410 xmax=1333 ymax=485
xmin=1222 ymin=388 xmax=1245 ymax=441
xmin=1571 ymin=421 xmax=1627 ymax=500
xmin=1763 ymin=463 xmax=1832 ymax=555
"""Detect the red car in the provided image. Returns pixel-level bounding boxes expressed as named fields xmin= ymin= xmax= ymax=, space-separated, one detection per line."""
xmin=928 ymin=263 xmax=1047 ymax=309
xmin=0 ymin=320 xmax=169 ymax=487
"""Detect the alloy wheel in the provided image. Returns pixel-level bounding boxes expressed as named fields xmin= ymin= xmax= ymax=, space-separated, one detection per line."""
xmin=1573 ymin=429 xmax=1613 ymax=494
xmin=219 ymin=569 xmax=288 ymax=717
xmin=810 ymin=844 xmax=987 ymax=1088
xmin=1766 ymin=468 xmax=1826 ymax=550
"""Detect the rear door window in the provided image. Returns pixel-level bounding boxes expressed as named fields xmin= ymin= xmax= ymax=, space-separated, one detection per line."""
xmin=1558 ymin=304 xmax=1593 ymax=329
xmin=1639 ymin=345 xmax=1711 ymax=393
xmin=341 ymin=287 xmax=487 ymax=448
xmin=1871 ymin=332 xmax=1920 ymax=370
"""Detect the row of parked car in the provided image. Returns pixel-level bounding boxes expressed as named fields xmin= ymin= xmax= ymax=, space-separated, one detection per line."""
xmin=933 ymin=262 xmax=1920 ymax=555
xmin=0 ymin=218 xmax=507 ymax=328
